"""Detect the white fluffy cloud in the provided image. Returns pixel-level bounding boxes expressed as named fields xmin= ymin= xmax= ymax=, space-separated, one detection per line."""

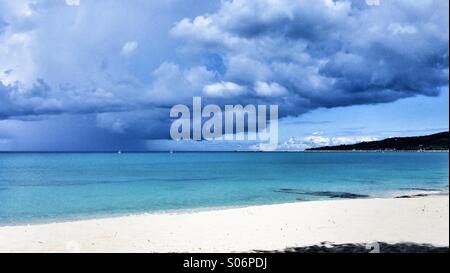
xmin=274 ymin=133 xmax=379 ymax=151
xmin=254 ymin=81 xmax=287 ymax=97
xmin=120 ymin=41 xmax=138 ymax=57
xmin=146 ymin=62 xmax=214 ymax=105
xmin=65 ymin=0 xmax=80 ymax=6
xmin=388 ymin=23 xmax=417 ymax=35
xmin=365 ymin=0 xmax=380 ymax=6
xmin=203 ymin=81 xmax=245 ymax=98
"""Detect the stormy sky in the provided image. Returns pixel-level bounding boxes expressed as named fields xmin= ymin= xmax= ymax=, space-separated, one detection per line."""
xmin=0 ymin=0 xmax=448 ymax=151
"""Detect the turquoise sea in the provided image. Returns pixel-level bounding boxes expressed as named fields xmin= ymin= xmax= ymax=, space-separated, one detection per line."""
xmin=0 ymin=152 xmax=448 ymax=225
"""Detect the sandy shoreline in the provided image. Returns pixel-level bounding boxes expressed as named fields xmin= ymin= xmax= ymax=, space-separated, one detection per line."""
xmin=0 ymin=196 xmax=448 ymax=253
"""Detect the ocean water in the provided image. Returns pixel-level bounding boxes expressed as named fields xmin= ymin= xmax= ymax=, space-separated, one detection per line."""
xmin=0 ymin=152 xmax=448 ymax=225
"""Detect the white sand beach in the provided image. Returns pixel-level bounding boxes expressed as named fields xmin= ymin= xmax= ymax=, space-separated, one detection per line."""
xmin=0 ymin=195 xmax=448 ymax=253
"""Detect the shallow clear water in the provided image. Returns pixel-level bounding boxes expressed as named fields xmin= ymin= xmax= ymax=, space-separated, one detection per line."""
xmin=0 ymin=152 xmax=448 ymax=225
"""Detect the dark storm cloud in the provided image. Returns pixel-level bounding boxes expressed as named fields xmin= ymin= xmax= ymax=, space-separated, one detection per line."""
xmin=171 ymin=0 xmax=448 ymax=116
xmin=0 ymin=80 xmax=133 ymax=120
xmin=0 ymin=0 xmax=448 ymax=143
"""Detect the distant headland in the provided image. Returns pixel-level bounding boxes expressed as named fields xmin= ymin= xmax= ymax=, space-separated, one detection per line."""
xmin=306 ymin=132 xmax=449 ymax=152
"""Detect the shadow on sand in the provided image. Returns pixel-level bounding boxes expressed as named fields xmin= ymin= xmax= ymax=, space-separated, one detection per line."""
xmin=256 ymin=242 xmax=449 ymax=253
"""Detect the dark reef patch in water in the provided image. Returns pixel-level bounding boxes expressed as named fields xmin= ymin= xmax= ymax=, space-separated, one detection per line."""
xmin=395 ymin=194 xmax=429 ymax=199
xmin=274 ymin=188 xmax=369 ymax=199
